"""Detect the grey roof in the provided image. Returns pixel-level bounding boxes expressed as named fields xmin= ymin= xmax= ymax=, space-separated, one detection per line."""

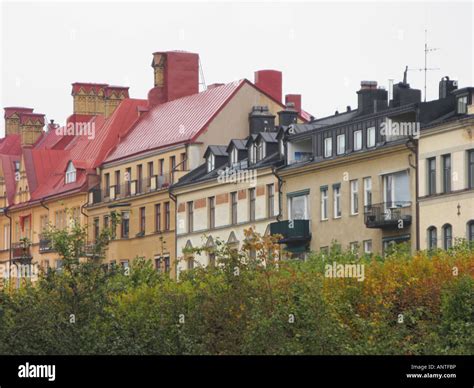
xmin=206 ymin=145 xmax=228 ymax=157
xmin=257 ymin=132 xmax=278 ymax=143
xmin=227 ymin=139 xmax=247 ymax=152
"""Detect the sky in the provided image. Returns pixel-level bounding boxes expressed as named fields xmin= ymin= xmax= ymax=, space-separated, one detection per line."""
xmin=1 ymin=1 xmax=473 ymax=136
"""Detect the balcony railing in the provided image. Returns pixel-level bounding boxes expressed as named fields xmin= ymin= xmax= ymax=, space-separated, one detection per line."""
xmin=12 ymin=242 xmax=32 ymax=261
xmin=39 ymin=234 xmax=54 ymax=253
xmin=364 ymin=201 xmax=412 ymax=229
xmin=89 ymin=173 xmax=172 ymax=205
xmin=82 ymin=242 xmax=103 ymax=258
xmin=269 ymin=219 xmax=311 ymax=244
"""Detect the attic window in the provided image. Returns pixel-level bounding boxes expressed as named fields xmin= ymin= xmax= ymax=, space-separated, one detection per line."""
xmin=230 ymin=147 xmax=238 ymax=165
xmin=457 ymin=95 xmax=468 ymax=114
xmin=207 ymin=153 xmax=215 ymax=173
xmin=256 ymin=139 xmax=266 ymax=161
xmin=249 ymin=143 xmax=257 ymax=164
xmin=65 ymin=162 xmax=76 ymax=184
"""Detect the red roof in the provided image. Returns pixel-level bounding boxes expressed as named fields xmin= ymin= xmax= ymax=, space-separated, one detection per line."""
xmin=106 ymin=80 xmax=252 ymax=162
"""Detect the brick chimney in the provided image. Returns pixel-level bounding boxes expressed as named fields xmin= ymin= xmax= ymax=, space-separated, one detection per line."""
xmin=71 ymin=83 xmax=129 ymax=117
xmin=254 ymin=70 xmax=282 ymax=102
xmin=148 ymin=51 xmax=199 ymax=107
xmin=4 ymin=107 xmax=34 ymax=136
xmin=19 ymin=112 xmax=45 ymax=146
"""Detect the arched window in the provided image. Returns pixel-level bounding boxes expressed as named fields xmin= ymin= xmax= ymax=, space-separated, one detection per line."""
xmin=442 ymin=224 xmax=453 ymax=250
xmin=427 ymin=226 xmax=437 ymax=250
xmin=467 ymin=220 xmax=474 ymax=244
xmin=65 ymin=162 xmax=76 ymax=184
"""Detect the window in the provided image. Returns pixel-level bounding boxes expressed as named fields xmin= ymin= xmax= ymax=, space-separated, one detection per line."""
xmin=467 ymin=221 xmax=474 ymax=243
xmin=288 ymin=193 xmax=309 ymax=220
xmin=468 ymin=150 xmax=474 ymax=189
xmin=170 ymin=156 xmax=176 ymax=183
xmin=187 ymin=201 xmax=193 ymax=233
xmin=208 ymin=197 xmax=215 ymax=229
xmin=363 ymin=177 xmax=372 ymax=207
xmin=333 ymin=184 xmax=341 ymax=218
xmin=137 ymin=164 xmax=143 ymax=193
xmin=427 ymin=226 xmax=437 ymax=250
xmin=350 ymin=242 xmax=359 ymax=253
xmin=337 ymin=134 xmax=345 ymax=155
xmin=231 ymin=192 xmax=238 ymax=225
xmin=121 ymin=260 xmax=129 ymax=270
xmin=65 ymin=162 xmax=76 ymax=184
xmin=207 ymin=153 xmax=215 ymax=172
xmin=93 ymin=218 xmax=100 ymax=242
xmin=363 ymin=240 xmax=372 ymax=254
xmin=249 ymin=144 xmax=257 ymax=164
xmin=139 ymin=207 xmax=146 ymax=234
xmin=208 ymin=252 xmax=216 ymax=267
xmin=147 ymin=162 xmax=154 ymax=187
xmin=159 ymin=159 xmax=164 ymax=176
xmin=104 ymin=215 xmax=110 ymax=230
xmin=353 ymin=130 xmax=362 ymax=151
xmin=187 ymin=257 xmax=194 ymax=270
xmin=164 ymin=256 xmax=170 ymax=273
xmin=180 ymin=152 xmax=186 ymax=171
xmin=164 ymin=202 xmax=170 ymax=231
xmin=442 ymin=224 xmax=452 ymax=250
xmin=367 ymin=127 xmax=376 ymax=148
xmin=383 ymin=170 xmax=410 ymax=206
xmin=427 ymin=157 xmax=436 ymax=195
xmin=267 ymin=184 xmax=274 ymax=218
xmin=121 ymin=211 xmax=130 ymax=238
xmin=115 ymin=170 xmax=121 ymax=195
xmin=104 ymin=173 xmax=110 ymax=197
xmin=324 ymin=137 xmax=332 ymax=158
xmin=125 ymin=167 xmax=132 ymax=195
xmin=279 ymin=138 xmax=285 ymax=156
xmin=320 ymin=187 xmax=328 ymax=220
xmin=350 ymin=180 xmax=359 ymax=215
xmin=155 ymin=204 xmax=161 ymax=232
xmin=230 ymin=147 xmax=238 ymax=165
xmin=249 ymin=188 xmax=256 ymax=222
xmin=457 ymin=95 xmax=468 ymax=114
xmin=256 ymin=140 xmax=266 ymax=161
xmin=442 ymin=154 xmax=451 ymax=193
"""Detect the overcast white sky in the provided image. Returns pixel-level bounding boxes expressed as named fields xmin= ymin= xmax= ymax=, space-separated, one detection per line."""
xmin=1 ymin=1 xmax=473 ymax=135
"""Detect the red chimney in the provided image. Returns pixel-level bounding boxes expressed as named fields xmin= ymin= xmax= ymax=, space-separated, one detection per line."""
xmin=254 ymin=70 xmax=282 ymax=103
xmin=285 ymin=94 xmax=302 ymax=114
xmin=148 ymin=51 xmax=199 ymax=107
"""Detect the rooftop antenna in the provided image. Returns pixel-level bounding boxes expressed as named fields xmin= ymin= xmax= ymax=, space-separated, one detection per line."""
xmin=199 ymin=58 xmax=207 ymax=91
xmin=408 ymin=29 xmax=440 ymax=102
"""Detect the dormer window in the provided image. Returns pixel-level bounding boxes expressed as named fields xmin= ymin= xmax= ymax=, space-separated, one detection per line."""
xmin=256 ymin=139 xmax=266 ymax=161
xmin=230 ymin=147 xmax=238 ymax=165
xmin=279 ymin=138 xmax=284 ymax=156
xmin=207 ymin=153 xmax=215 ymax=173
xmin=65 ymin=162 xmax=76 ymax=184
xmin=249 ymin=143 xmax=257 ymax=164
xmin=457 ymin=95 xmax=468 ymax=114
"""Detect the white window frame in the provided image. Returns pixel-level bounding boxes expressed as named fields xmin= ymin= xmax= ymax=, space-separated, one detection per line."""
xmin=350 ymin=179 xmax=359 ymax=215
xmin=65 ymin=162 xmax=76 ymax=184
xmin=333 ymin=186 xmax=341 ymax=218
xmin=363 ymin=177 xmax=372 ymax=207
xmin=337 ymin=134 xmax=345 ymax=155
xmin=367 ymin=127 xmax=376 ymax=148
xmin=324 ymin=137 xmax=332 ymax=158
xmin=321 ymin=188 xmax=328 ymax=220
xmin=288 ymin=194 xmax=309 ymax=220
xmin=230 ymin=147 xmax=238 ymax=165
xmin=354 ymin=130 xmax=362 ymax=151
xmin=363 ymin=240 xmax=372 ymax=254
xmin=207 ymin=153 xmax=215 ymax=172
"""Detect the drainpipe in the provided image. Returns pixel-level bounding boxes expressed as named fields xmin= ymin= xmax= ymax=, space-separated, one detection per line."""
xmin=168 ymin=187 xmax=178 ymax=278
xmin=4 ymin=208 xmax=12 ymax=288
xmin=271 ymin=166 xmax=283 ymax=221
xmin=406 ymin=122 xmax=420 ymax=252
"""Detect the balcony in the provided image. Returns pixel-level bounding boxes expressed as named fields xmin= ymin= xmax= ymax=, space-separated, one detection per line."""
xmin=39 ymin=234 xmax=54 ymax=253
xmin=89 ymin=174 xmax=172 ymax=205
xmin=82 ymin=242 xmax=103 ymax=258
xmin=12 ymin=242 xmax=32 ymax=262
xmin=269 ymin=219 xmax=311 ymax=244
xmin=364 ymin=202 xmax=412 ymax=229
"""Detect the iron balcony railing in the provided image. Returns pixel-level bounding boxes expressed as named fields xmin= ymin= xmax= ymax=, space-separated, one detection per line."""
xmin=364 ymin=201 xmax=412 ymax=229
xmin=12 ymin=242 xmax=32 ymax=261
xmin=269 ymin=219 xmax=311 ymax=244
xmin=39 ymin=234 xmax=54 ymax=253
xmin=89 ymin=173 xmax=172 ymax=205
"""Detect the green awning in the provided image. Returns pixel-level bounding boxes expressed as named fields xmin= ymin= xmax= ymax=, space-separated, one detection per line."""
xmin=284 ymin=243 xmax=308 ymax=254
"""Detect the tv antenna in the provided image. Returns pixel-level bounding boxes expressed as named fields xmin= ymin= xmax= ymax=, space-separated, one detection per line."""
xmin=408 ymin=29 xmax=440 ymax=102
xmin=199 ymin=58 xmax=207 ymax=91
